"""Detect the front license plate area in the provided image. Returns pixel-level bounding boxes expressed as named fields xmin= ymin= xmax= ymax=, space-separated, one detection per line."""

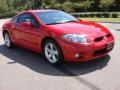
xmin=106 ymin=42 xmax=114 ymax=50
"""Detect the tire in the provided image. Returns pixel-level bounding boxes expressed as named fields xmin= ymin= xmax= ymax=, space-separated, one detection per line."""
xmin=43 ymin=39 xmax=63 ymax=65
xmin=3 ymin=32 xmax=14 ymax=48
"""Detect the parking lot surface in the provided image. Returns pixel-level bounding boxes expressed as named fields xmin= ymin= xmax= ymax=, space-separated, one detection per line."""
xmin=0 ymin=19 xmax=120 ymax=90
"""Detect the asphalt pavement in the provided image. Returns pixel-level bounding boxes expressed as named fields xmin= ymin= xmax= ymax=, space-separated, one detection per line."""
xmin=0 ymin=19 xmax=120 ymax=90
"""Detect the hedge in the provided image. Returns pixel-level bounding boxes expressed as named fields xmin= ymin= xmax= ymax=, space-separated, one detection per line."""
xmin=0 ymin=11 xmax=119 ymax=19
xmin=72 ymin=12 xmax=119 ymax=18
xmin=111 ymin=13 xmax=118 ymax=18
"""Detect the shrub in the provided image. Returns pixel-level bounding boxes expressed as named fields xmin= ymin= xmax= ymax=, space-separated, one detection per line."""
xmin=89 ymin=13 xmax=95 ymax=17
xmin=72 ymin=13 xmax=79 ymax=17
xmin=95 ymin=13 xmax=102 ymax=18
xmin=80 ymin=14 xmax=90 ymax=17
xmin=102 ymin=13 xmax=110 ymax=18
xmin=78 ymin=14 xmax=84 ymax=17
xmin=111 ymin=13 xmax=118 ymax=18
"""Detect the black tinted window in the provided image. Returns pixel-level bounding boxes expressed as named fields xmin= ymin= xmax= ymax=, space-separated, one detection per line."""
xmin=18 ymin=13 xmax=39 ymax=27
xmin=18 ymin=14 xmax=30 ymax=23
xmin=12 ymin=16 xmax=19 ymax=23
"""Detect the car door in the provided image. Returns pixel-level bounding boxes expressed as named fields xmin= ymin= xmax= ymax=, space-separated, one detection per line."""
xmin=12 ymin=13 xmax=42 ymax=50
xmin=11 ymin=14 xmax=24 ymax=44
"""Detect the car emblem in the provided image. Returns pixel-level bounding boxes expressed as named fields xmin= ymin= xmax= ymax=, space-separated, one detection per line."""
xmin=104 ymin=36 xmax=107 ymax=40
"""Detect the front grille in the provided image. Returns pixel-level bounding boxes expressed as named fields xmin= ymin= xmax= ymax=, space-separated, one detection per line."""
xmin=94 ymin=37 xmax=103 ymax=42
xmin=93 ymin=48 xmax=109 ymax=56
xmin=94 ymin=34 xmax=112 ymax=42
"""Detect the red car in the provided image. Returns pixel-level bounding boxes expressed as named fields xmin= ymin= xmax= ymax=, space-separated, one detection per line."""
xmin=2 ymin=10 xmax=114 ymax=64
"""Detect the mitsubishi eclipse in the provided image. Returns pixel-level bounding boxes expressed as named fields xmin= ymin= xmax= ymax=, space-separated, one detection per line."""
xmin=2 ymin=10 xmax=115 ymax=64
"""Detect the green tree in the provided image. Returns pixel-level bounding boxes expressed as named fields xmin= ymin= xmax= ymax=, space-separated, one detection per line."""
xmin=61 ymin=1 xmax=74 ymax=12
xmin=114 ymin=0 xmax=120 ymax=11
xmin=77 ymin=0 xmax=94 ymax=12
xmin=0 ymin=1 xmax=8 ymax=13
xmin=99 ymin=0 xmax=115 ymax=11
xmin=45 ymin=0 xmax=58 ymax=9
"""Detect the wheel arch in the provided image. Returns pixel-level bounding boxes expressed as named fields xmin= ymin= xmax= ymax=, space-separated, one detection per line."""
xmin=2 ymin=30 xmax=9 ymax=38
xmin=41 ymin=36 xmax=58 ymax=51
xmin=41 ymin=36 xmax=64 ymax=59
xmin=2 ymin=29 xmax=14 ymax=48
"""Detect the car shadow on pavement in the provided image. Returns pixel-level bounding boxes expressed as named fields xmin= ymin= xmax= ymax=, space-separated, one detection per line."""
xmin=116 ymin=29 xmax=120 ymax=31
xmin=0 ymin=44 xmax=110 ymax=76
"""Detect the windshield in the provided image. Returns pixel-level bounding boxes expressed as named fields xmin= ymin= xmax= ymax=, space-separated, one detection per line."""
xmin=36 ymin=11 xmax=78 ymax=25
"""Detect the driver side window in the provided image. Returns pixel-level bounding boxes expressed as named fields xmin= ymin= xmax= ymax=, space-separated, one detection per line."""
xmin=18 ymin=13 xmax=39 ymax=27
xmin=18 ymin=14 xmax=30 ymax=23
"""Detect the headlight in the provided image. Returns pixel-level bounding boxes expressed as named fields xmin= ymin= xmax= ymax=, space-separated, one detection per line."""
xmin=62 ymin=34 xmax=87 ymax=43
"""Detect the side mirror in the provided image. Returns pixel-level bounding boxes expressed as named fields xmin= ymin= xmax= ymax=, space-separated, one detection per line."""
xmin=31 ymin=20 xmax=40 ymax=28
xmin=22 ymin=21 xmax=31 ymax=27
xmin=31 ymin=23 xmax=40 ymax=28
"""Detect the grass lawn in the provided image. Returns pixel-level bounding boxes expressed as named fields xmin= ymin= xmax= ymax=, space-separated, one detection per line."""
xmin=79 ymin=18 xmax=120 ymax=23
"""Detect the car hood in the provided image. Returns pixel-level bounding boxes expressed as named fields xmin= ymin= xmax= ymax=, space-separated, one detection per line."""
xmin=46 ymin=21 xmax=111 ymax=38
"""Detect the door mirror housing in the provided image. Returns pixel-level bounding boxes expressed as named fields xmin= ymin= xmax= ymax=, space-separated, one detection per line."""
xmin=31 ymin=23 xmax=40 ymax=28
xmin=31 ymin=20 xmax=40 ymax=28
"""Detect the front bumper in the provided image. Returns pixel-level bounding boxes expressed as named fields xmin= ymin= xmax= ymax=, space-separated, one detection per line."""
xmin=57 ymin=36 xmax=114 ymax=62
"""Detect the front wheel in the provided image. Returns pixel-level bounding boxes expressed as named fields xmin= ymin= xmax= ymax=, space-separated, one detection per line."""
xmin=43 ymin=40 xmax=63 ymax=65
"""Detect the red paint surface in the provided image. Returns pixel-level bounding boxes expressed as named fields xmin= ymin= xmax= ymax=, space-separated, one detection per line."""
xmin=2 ymin=10 xmax=115 ymax=62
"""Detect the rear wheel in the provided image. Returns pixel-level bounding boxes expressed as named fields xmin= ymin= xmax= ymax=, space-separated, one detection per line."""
xmin=3 ymin=32 xmax=14 ymax=48
xmin=43 ymin=40 xmax=63 ymax=65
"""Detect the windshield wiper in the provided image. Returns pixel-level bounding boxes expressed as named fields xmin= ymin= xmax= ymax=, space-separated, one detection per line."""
xmin=46 ymin=22 xmax=63 ymax=25
xmin=46 ymin=20 xmax=78 ymax=25
xmin=63 ymin=20 xmax=78 ymax=23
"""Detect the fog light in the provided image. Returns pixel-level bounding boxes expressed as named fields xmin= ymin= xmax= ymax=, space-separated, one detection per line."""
xmin=75 ymin=53 xmax=81 ymax=59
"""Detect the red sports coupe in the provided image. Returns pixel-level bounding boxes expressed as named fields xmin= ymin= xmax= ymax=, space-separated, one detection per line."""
xmin=2 ymin=10 xmax=114 ymax=64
